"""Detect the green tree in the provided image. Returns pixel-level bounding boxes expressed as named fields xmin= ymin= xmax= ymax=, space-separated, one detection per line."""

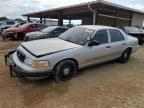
xmin=0 ymin=16 xmax=9 ymax=21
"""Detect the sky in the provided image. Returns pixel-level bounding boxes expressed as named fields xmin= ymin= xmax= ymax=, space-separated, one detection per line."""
xmin=0 ymin=0 xmax=144 ymax=19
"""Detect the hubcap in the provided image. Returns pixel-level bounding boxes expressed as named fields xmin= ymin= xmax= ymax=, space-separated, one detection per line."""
xmin=124 ymin=53 xmax=128 ymax=58
xmin=63 ymin=68 xmax=70 ymax=76
xmin=15 ymin=34 xmax=17 ymax=38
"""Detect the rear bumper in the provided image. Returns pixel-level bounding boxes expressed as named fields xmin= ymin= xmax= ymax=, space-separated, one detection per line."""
xmin=132 ymin=45 xmax=139 ymax=53
xmin=5 ymin=50 xmax=55 ymax=77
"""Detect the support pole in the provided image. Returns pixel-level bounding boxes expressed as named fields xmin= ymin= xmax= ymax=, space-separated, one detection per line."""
xmin=40 ymin=16 xmax=43 ymax=23
xmin=69 ymin=19 xmax=71 ymax=25
xmin=114 ymin=9 xmax=119 ymax=27
xmin=27 ymin=16 xmax=30 ymax=22
xmin=88 ymin=3 xmax=97 ymax=25
xmin=44 ymin=18 xmax=46 ymax=24
xmin=58 ymin=11 xmax=63 ymax=26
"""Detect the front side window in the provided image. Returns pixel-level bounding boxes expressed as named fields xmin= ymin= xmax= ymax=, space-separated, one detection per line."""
xmin=109 ymin=29 xmax=124 ymax=42
xmin=93 ymin=29 xmax=108 ymax=44
xmin=29 ymin=24 xmax=36 ymax=28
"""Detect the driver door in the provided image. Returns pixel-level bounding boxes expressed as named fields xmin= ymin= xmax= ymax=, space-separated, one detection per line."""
xmin=84 ymin=29 xmax=111 ymax=66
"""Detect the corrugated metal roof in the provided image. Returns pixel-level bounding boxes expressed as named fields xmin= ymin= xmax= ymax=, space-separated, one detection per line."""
xmin=23 ymin=0 xmax=144 ymax=16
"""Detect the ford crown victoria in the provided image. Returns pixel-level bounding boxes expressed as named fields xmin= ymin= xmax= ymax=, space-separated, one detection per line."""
xmin=5 ymin=25 xmax=139 ymax=81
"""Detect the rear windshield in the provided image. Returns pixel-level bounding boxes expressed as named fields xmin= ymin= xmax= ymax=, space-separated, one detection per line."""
xmin=41 ymin=26 xmax=57 ymax=33
xmin=125 ymin=27 xmax=139 ymax=33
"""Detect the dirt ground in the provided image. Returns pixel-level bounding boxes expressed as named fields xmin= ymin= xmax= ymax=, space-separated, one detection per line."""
xmin=0 ymin=41 xmax=144 ymax=108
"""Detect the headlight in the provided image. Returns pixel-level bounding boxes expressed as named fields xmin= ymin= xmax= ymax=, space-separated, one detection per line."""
xmin=32 ymin=60 xmax=49 ymax=68
xmin=24 ymin=57 xmax=49 ymax=68
xmin=24 ymin=57 xmax=33 ymax=66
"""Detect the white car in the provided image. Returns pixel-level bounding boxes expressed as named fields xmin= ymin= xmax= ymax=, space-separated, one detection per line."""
xmin=5 ymin=25 xmax=139 ymax=81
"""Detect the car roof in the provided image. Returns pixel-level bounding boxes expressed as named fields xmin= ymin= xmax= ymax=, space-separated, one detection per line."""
xmin=26 ymin=23 xmax=46 ymax=25
xmin=47 ymin=26 xmax=69 ymax=28
xmin=79 ymin=25 xmax=118 ymax=31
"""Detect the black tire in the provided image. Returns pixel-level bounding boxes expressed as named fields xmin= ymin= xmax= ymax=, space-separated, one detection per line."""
xmin=54 ymin=60 xmax=77 ymax=82
xmin=16 ymin=33 xmax=25 ymax=40
xmin=119 ymin=49 xmax=131 ymax=63
xmin=2 ymin=35 xmax=6 ymax=41
xmin=138 ymin=38 xmax=143 ymax=45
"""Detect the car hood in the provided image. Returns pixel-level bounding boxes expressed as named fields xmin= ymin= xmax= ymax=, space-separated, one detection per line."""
xmin=6 ymin=27 xmax=21 ymax=32
xmin=21 ymin=38 xmax=81 ymax=57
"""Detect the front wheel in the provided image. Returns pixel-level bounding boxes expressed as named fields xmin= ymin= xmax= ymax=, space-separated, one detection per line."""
xmin=54 ymin=60 xmax=77 ymax=82
xmin=119 ymin=49 xmax=131 ymax=63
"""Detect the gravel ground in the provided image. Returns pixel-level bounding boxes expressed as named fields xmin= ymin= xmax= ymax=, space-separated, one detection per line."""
xmin=0 ymin=41 xmax=144 ymax=108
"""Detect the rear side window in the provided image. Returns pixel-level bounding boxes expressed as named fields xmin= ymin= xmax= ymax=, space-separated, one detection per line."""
xmin=93 ymin=29 xmax=108 ymax=44
xmin=54 ymin=28 xmax=68 ymax=33
xmin=38 ymin=24 xmax=43 ymax=28
xmin=110 ymin=29 xmax=124 ymax=42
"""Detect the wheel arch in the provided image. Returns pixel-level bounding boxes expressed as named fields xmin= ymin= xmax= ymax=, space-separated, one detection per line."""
xmin=122 ymin=46 xmax=132 ymax=54
xmin=17 ymin=32 xmax=25 ymax=39
xmin=53 ymin=58 xmax=79 ymax=71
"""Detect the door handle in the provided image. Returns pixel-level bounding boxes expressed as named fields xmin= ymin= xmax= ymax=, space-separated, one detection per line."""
xmin=122 ymin=43 xmax=126 ymax=45
xmin=106 ymin=46 xmax=111 ymax=48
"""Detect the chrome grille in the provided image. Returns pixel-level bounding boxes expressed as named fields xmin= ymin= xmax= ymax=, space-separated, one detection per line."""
xmin=17 ymin=51 xmax=26 ymax=62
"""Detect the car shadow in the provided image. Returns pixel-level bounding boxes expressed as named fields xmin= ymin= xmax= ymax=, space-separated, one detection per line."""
xmin=77 ymin=60 xmax=119 ymax=77
xmin=15 ymin=59 xmax=133 ymax=107
xmin=17 ymin=76 xmax=70 ymax=107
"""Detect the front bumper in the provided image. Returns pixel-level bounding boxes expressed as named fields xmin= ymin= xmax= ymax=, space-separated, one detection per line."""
xmin=2 ymin=32 xmax=16 ymax=39
xmin=5 ymin=50 xmax=55 ymax=77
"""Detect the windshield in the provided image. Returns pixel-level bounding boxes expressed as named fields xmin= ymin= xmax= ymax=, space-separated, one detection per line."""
xmin=59 ymin=27 xmax=94 ymax=46
xmin=20 ymin=23 xmax=29 ymax=28
xmin=41 ymin=26 xmax=57 ymax=33
xmin=125 ymin=27 xmax=139 ymax=33
xmin=12 ymin=23 xmax=20 ymax=27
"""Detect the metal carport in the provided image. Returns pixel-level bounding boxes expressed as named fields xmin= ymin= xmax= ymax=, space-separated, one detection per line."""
xmin=23 ymin=0 xmax=144 ymax=27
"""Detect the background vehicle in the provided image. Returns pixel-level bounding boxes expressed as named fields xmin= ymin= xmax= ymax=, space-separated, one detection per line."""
xmin=24 ymin=26 xmax=69 ymax=41
xmin=2 ymin=23 xmax=47 ymax=40
xmin=5 ymin=25 xmax=139 ymax=81
xmin=139 ymin=28 xmax=144 ymax=33
xmin=11 ymin=22 xmax=25 ymax=28
xmin=120 ymin=26 xmax=144 ymax=45
xmin=0 ymin=20 xmax=15 ymax=33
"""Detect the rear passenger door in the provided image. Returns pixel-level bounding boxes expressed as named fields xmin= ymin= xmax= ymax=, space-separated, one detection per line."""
xmin=108 ymin=29 xmax=127 ymax=59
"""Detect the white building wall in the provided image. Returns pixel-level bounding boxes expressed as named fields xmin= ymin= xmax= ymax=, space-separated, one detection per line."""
xmin=131 ymin=13 xmax=144 ymax=28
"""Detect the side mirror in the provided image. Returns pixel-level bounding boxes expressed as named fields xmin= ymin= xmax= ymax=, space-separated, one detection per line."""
xmin=88 ymin=40 xmax=100 ymax=47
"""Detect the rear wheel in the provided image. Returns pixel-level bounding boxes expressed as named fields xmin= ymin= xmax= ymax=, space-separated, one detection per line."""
xmin=54 ymin=60 xmax=77 ymax=82
xmin=16 ymin=32 xmax=25 ymax=40
xmin=2 ymin=35 xmax=6 ymax=41
xmin=119 ymin=49 xmax=131 ymax=63
xmin=137 ymin=36 xmax=143 ymax=45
